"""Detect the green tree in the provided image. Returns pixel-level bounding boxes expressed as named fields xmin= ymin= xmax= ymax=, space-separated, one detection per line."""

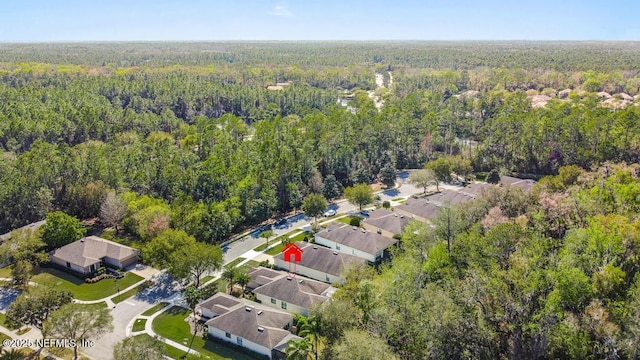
xmin=322 ymin=174 xmax=341 ymax=201
xmin=408 ymin=169 xmax=436 ymax=194
xmin=42 ymin=211 xmax=85 ymax=249
xmin=260 ymin=229 xmax=275 ymax=249
xmin=287 ymin=337 xmax=312 ymax=360
xmin=5 ymin=286 xmax=73 ymax=329
xmin=0 ymin=228 xmax=48 ymax=284
xmin=43 ymin=303 xmax=113 ymax=360
xmin=169 ymin=241 xmax=223 ymax=288
xmin=333 ymin=329 xmax=396 ymax=360
xmin=113 ymin=335 xmax=166 ymax=360
xmin=221 ymin=265 xmax=238 ymax=294
xmin=379 ymin=162 xmax=396 ymax=187
xmin=299 ymin=316 xmax=321 ymax=360
xmin=302 ymin=194 xmax=328 ymax=226
xmin=486 ymin=169 xmax=501 ymax=184
xmin=344 ymin=184 xmax=373 ymax=210
xmin=236 ymin=269 xmax=251 ymax=297
xmin=142 ymin=229 xmax=196 ymax=269
xmin=425 ymin=158 xmax=452 ymax=188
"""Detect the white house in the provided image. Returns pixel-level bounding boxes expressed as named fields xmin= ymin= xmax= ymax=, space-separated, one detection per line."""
xmin=314 ymin=223 xmax=398 ymax=264
xmin=273 ymin=241 xmax=367 ymax=284
xmin=361 ymin=208 xmax=411 ymax=238
xmin=49 ymin=236 xmax=138 ymax=275
xmin=200 ymin=292 xmax=301 ymax=360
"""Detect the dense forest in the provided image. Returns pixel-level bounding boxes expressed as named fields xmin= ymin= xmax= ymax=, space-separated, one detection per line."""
xmin=1 ymin=41 xmax=640 ymax=359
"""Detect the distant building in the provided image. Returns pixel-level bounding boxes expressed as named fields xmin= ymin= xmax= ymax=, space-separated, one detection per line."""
xmin=274 ymin=242 xmax=368 ymax=284
xmin=0 ymin=220 xmax=46 ymax=243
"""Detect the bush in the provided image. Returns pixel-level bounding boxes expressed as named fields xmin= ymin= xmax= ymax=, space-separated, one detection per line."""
xmin=258 ymin=260 xmax=272 ymax=268
xmin=392 ymin=233 xmax=402 ymax=240
xmin=382 ymin=200 xmax=390 ymax=209
xmin=487 ymin=169 xmax=501 ymax=184
xmin=349 ymin=217 xmax=361 ymax=227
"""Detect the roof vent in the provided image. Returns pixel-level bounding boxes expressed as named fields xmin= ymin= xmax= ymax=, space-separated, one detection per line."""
xmin=399 ymin=215 xmax=404 ymax=218
xmin=361 ymin=229 xmax=366 ymax=233
xmin=298 ymin=279 xmax=304 ymax=284
xmin=286 ymin=277 xmax=292 ymax=281
xmin=245 ymin=307 xmax=253 ymax=312
xmin=352 ymin=226 xmax=357 ymax=230
xmin=313 ymin=246 xmax=318 ymax=250
xmin=80 ymin=239 xmax=85 ymax=242
xmin=333 ymin=251 xmax=338 ymax=255
xmin=257 ymin=310 xmax=263 ymax=315
xmin=393 ymin=213 xmax=398 ymax=217
xmin=258 ymin=327 xmax=264 ymax=332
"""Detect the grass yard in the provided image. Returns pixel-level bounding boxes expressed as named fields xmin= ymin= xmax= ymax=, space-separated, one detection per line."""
xmin=141 ymin=302 xmax=170 ymax=316
xmin=237 ymin=260 xmax=260 ymax=273
xmin=31 ymin=268 xmax=144 ymax=301
xmin=288 ymin=232 xmax=310 ymax=243
xmin=153 ymin=306 xmax=260 ymax=360
xmin=98 ymin=229 xmax=145 ymax=251
xmin=0 ymin=312 xmax=18 ymax=330
xmin=224 ymin=257 xmax=246 ymax=268
xmin=265 ymin=241 xmax=286 ymax=255
xmin=112 ymin=286 xmax=140 ymax=304
xmin=0 ymin=266 xmax=13 ymax=278
xmin=0 ymin=331 xmax=11 ymax=342
xmin=132 ymin=318 xmax=147 ymax=332
xmin=201 ymin=275 xmax=214 ymax=284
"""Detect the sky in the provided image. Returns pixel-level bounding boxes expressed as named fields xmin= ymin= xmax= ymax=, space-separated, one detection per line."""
xmin=0 ymin=0 xmax=638 ymax=42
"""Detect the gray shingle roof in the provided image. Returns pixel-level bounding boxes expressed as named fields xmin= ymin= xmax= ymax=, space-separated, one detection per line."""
xmin=203 ymin=293 xmax=294 ymax=349
xmin=315 ymin=224 xmax=398 ymax=254
xmin=363 ymin=209 xmax=410 ymax=235
xmin=250 ymin=267 xmax=333 ymax=310
xmin=274 ymin=242 xmax=367 ymax=277
xmin=0 ymin=220 xmax=46 ymax=242
xmin=395 ymin=199 xmax=441 ymax=219
xmin=49 ymin=236 xmax=137 ymax=267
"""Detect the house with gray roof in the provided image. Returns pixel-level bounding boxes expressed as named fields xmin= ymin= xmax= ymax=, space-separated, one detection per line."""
xmin=248 ymin=267 xmax=335 ymax=316
xmin=0 ymin=220 xmax=46 ymax=243
xmin=49 ymin=236 xmax=138 ymax=275
xmin=274 ymin=241 xmax=368 ymax=284
xmin=362 ymin=208 xmax=411 ymax=238
xmin=395 ymin=198 xmax=441 ymax=222
xmin=314 ymin=223 xmax=398 ymax=263
xmin=200 ymin=292 xmax=301 ymax=360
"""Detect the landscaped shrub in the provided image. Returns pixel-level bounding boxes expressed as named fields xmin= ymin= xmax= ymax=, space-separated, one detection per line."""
xmin=349 ymin=217 xmax=361 ymax=227
xmin=382 ymin=200 xmax=390 ymax=208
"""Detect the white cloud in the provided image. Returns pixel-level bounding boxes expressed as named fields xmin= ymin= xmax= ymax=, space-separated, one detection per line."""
xmin=270 ymin=5 xmax=292 ymax=17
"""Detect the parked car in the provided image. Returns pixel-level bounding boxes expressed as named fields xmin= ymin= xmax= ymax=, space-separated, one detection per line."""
xmin=323 ymin=209 xmax=336 ymax=217
xmin=274 ymin=218 xmax=287 ymax=227
xmin=360 ymin=209 xmax=370 ymax=217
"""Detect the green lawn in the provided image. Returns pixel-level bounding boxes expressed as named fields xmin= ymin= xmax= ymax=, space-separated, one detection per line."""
xmin=112 ymin=286 xmax=140 ymax=304
xmin=141 ymin=302 xmax=170 ymax=316
xmin=0 ymin=331 xmax=11 ymax=342
xmin=0 ymin=266 xmax=12 ymax=278
xmin=265 ymin=241 xmax=286 ymax=255
xmin=288 ymin=232 xmax=311 ymax=243
xmin=0 ymin=312 xmax=18 ymax=330
xmin=237 ymin=260 xmax=260 ymax=273
xmin=201 ymin=275 xmax=214 ymax=284
xmin=224 ymin=257 xmax=246 ymax=268
xmin=31 ymin=268 xmax=144 ymax=301
xmin=132 ymin=318 xmax=147 ymax=332
xmin=153 ymin=306 xmax=261 ymax=360
xmin=99 ymin=229 xmax=146 ymax=251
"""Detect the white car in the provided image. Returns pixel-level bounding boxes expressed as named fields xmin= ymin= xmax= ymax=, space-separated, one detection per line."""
xmin=323 ymin=209 xmax=336 ymax=217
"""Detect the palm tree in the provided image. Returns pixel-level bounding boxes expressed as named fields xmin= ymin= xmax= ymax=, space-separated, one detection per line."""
xmin=221 ymin=265 xmax=238 ymax=295
xmin=259 ymin=230 xmax=275 ymax=249
xmin=286 ymin=337 xmax=312 ymax=360
xmin=299 ymin=316 xmax=321 ymax=360
xmin=235 ymin=270 xmax=251 ymax=298
xmin=0 ymin=348 xmax=23 ymax=360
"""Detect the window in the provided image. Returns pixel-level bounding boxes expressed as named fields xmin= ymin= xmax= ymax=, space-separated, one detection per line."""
xmin=336 ymin=245 xmax=340 ymax=250
xmin=271 ymin=298 xmax=276 ymax=304
xmin=225 ymin=332 xmax=231 ymax=339
xmin=326 ymin=275 xmax=330 ymax=282
xmin=281 ymin=302 xmax=287 ymax=310
xmin=66 ymin=262 xmax=71 ymax=268
xmin=237 ymin=337 xmax=243 ymax=346
xmin=352 ymin=249 xmax=355 ymax=255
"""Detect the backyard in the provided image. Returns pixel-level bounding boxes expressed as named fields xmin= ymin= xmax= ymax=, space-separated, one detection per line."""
xmin=31 ymin=268 xmax=144 ymax=301
xmin=152 ymin=306 xmax=261 ymax=360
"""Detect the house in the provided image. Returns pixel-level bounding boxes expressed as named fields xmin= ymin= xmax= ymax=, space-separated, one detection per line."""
xmin=499 ymin=176 xmax=536 ymax=193
xmin=314 ymin=223 xmax=398 ymax=264
xmin=49 ymin=236 xmax=138 ymax=275
xmin=395 ymin=198 xmax=441 ymax=222
xmin=274 ymin=242 xmax=368 ymax=284
xmin=248 ymin=267 xmax=335 ymax=316
xmin=362 ymin=208 xmax=411 ymax=238
xmin=199 ymin=292 xmax=302 ymax=360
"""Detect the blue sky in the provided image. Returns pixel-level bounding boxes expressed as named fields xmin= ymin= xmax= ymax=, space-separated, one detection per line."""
xmin=0 ymin=0 xmax=638 ymax=42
